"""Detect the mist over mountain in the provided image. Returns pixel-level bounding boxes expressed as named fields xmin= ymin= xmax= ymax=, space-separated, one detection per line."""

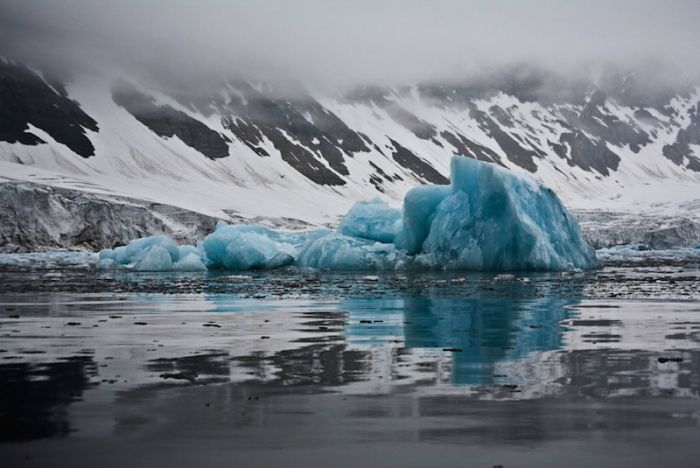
xmin=2 ymin=0 xmax=699 ymax=87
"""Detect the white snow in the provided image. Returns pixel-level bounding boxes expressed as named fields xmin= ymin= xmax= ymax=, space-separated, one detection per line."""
xmin=1 ymin=74 xmax=699 ymax=230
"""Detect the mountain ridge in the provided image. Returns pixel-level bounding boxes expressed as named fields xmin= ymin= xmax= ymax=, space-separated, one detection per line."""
xmin=1 ymin=59 xmax=700 ymax=227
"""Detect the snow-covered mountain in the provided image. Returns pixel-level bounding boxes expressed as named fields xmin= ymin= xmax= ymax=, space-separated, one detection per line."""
xmin=2 ymin=59 xmax=700 ymax=250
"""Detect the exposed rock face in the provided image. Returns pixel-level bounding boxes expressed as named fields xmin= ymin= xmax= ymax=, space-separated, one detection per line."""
xmin=388 ymin=139 xmax=449 ymax=184
xmin=215 ymin=81 xmax=369 ymax=186
xmin=556 ymin=131 xmax=621 ymax=176
xmin=111 ymin=80 xmax=230 ymax=159
xmin=0 ymin=60 xmax=98 ymax=157
xmin=663 ymin=104 xmax=700 ymax=171
xmin=470 ymin=108 xmax=541 ymax=172
xmin=0 ymin=181 xmax=221 ymax=252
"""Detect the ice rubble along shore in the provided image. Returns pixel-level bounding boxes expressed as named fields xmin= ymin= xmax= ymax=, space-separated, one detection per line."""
xmin=98 ymin=156 xmax=599 ymax=272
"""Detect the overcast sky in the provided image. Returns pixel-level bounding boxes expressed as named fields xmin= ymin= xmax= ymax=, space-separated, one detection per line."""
xmin=1 ymin=0 xmax=698 ymax=87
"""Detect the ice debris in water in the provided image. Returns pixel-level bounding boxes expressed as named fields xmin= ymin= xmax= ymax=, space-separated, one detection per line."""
xmin=97 ymin=156 xmax=598 ymax=272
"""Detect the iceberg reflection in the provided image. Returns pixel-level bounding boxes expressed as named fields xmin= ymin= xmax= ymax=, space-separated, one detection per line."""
xmin=342 ymin=289 xmax=580 ymax=384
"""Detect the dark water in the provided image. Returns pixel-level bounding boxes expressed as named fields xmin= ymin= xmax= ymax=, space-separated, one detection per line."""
xmin=1 ymin=269 xmax=699 ymax=467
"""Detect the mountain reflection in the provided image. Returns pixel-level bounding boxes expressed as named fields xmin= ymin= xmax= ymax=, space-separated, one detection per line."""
xmin=0 ymin=357 xmax=97 ymax=441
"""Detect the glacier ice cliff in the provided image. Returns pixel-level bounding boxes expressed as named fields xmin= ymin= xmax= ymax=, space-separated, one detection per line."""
xmin=97 ymin=156 xmax=598 ymax=272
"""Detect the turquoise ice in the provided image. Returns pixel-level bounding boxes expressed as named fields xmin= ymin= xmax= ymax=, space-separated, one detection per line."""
xmin=97 ymin=156 xmax=598 ymax=272
xmin=97 ymin=235 xmax=207 ymax=271
xmin=411 ymin=157 xmax=598 ymax=270
xmin=337 ymin=197 xmax=402 ymax=243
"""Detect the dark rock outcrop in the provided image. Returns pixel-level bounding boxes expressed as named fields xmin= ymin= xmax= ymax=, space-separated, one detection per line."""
xmin=112 ymin=80 xmax=230 ymax=160
xmin=558 ymin=131 xmax=621 ymax=176
xmin=663 ymin=105 xmax=700 ymax=172
xmin=388 ymin=139 xmax=449 ymax=184
xmin=215 ymin=81 xmax=366 ymax=185
xmin=0 ymin=60 xmax=98 ymax=157
xmin=470 ymin=109 xmax=540 ymax=172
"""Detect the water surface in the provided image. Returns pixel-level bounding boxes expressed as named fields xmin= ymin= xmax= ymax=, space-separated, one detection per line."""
xmin=1 ymin=269 xmax=699 ymax=467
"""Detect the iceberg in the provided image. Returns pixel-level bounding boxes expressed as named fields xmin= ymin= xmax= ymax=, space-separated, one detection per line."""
xmin=413 ymin=157 xmax=599 ymax=270
xmin=97 ymin=156 xmax=598 ymax=272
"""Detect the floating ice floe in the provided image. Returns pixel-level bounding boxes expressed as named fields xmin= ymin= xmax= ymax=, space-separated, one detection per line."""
xmin=96 ymin=156 xmax=599 ymax=272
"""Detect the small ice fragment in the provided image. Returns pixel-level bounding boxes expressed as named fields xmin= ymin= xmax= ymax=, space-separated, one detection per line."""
xmin=494 ymin=273 xmax=515 ymax=281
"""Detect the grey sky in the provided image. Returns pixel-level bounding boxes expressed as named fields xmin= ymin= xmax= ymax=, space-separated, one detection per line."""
xmin=1 ymin=0 xmax=698 ymax=86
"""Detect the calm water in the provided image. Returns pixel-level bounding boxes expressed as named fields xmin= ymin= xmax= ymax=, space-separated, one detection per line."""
xmin=1 ymin=269 xmax=699 ymax=467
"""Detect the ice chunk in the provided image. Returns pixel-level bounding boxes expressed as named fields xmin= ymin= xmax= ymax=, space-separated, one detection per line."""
xmin=133 ymin=245 xmax=173 ymax=271
xmin=173 ymin=252 xmax=207 ymax=271
xmin=201 ymin=222 xmax=327 ymax=270
xmin=296 ymin=232 xmax=406 ymax=270
xmin=338 ymin=198 xmax=401 ymax=243
xmin=395 ymin=185 xmax=451 ymax=254
xmin=202 ymin=224 xmax=292 ymax=270
xmin=413 ymin=157 xmax=598 ymax=270
xmin=97 ymin=235 xmax=194 ymax=271
xmin=125 ymin=235 xmax=179 ymax=263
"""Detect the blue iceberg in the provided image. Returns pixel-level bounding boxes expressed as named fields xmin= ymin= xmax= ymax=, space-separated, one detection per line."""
xmin=97 ymin=156 xmax=598 ymax=272
xmin=412 ymin=157 xmax=598 ymax=270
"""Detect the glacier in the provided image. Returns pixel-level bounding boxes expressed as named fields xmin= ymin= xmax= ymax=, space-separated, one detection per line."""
xmin=96 ymin=156 xmax=598 ymax=272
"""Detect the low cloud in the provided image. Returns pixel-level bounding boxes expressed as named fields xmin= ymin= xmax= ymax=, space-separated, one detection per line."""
xmin=1 ymin=0 xmax=699 ymax=88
